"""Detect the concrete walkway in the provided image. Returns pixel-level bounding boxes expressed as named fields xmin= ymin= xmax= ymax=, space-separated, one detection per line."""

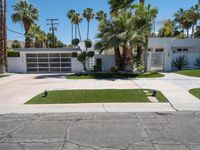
xmin=134 ymin=73 xmax=200 ymax=111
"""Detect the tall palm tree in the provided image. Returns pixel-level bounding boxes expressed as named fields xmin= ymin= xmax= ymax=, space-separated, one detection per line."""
xmin=72 ymin=13 xmax=83 ymax=41
xmin=12 ymin=0 xmax=39 ymax=48
xmin=0 ymin=0 xmax=5 ymax=73
xmin=108 ymin=0 xmax=134 ymax=16
xmin=187 ymin=5 xmax=200 ymax=38
xmin=96 ymin=11 xmax=107 ymax=22
xmin=83 ymin=8 xmax=95 ymax=39
xmin=3 ymin=0 xmax=7 ymax=71
xmin=67 ymin=9 xmax=76 ymax=41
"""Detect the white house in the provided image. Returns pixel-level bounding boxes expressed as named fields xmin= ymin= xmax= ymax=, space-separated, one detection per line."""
xmin=8 ymin=48 xmax=84 ymax=73
xmin=147 ymin=38 xmax=200 ymax=72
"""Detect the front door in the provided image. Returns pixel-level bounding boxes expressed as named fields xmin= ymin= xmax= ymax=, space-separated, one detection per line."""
xmin=151 ymin=52 xmax=164 ymax=71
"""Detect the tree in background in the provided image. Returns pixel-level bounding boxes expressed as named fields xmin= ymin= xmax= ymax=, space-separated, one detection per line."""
xmin=158 ymin=19 xmax=176 ymax=37
xmin=83 ymin=8 xmax=95 ymax=39
xmin=67 ymin=9 xmax=76 ymax=42
xmin=72 ymin=12 xmax=83 ymax=41
xmin=96 ymin=11 xmax=107 ymax=22
xmin=11 ymin=0 xmax=39 ymax=48
xmin=11 ymin=40 xmax=22 ymax=48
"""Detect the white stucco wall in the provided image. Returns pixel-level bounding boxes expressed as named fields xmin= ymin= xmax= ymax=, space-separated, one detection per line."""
xmin=95 ymin=54 xmax=115 ymax=71
xmin=8 ymin=53 xmax=27 ymax=73
xmin=148 ymin=38 xmax=200 ymax=72
xmin=71 ymin=58 xmax=84 ymax=73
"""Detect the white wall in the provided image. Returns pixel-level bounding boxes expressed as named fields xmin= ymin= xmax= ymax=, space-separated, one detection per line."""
xmin=71 ymin=58 xmax=84 ymax=73
xmin=8 ymin=53 xmax=27 ymax=73
xmin=95 ymin=54 xmax=115 ymax=71
xmin=148 ymin=38 xmax=200 ymax=72
xmin=172 ymin=53 xmax=200 ymax=70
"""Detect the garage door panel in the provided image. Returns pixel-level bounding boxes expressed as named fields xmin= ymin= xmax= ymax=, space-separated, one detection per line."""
xmin=26 ymin=53 xmax=72 ymax=73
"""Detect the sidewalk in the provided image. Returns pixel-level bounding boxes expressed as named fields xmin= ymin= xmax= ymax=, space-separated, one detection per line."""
xmin=134 ymin=77 xmax=200 ymax=111
xmin=0 ymin=103 xmax=175 ymax=114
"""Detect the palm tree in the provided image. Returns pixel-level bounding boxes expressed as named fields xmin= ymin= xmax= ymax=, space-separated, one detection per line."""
xmin=140 ymin=0 xmax=145 ymax=3
xmin=108 ymin=0 xmax=134 ymax=16
xmin=72 ymin=13 xmax=83 ymax=42
xmin=67 ymin=9 xmax=76 ymax=41
xmin=96 ymin=11 xmax=107 ymax=22
xmin=187 ymin=5 xmax=200 ymax=38
xmin=11 ymin=0 xmax=39 ymax=48
xmin=158 ymin=19 xmax=176 ymax=37
xmin=3 ymin=0 xmax=7 ymax=71
xmin=83 ymin=8 xmax=95 ymax=39
xmin=0 ymin=0 xmax=5 ymax=73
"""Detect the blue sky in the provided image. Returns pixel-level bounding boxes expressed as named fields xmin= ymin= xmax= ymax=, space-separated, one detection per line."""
xmin=7 ymin=0 xmax=198 ymax=45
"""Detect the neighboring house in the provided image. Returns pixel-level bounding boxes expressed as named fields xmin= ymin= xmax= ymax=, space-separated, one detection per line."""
xmin=147 ymin=38 xmax=200 ymax=72
xmin=8 ymin=48 xmax=84 ymax=73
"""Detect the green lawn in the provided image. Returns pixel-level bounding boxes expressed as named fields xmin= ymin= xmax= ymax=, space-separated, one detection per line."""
xmin=176 ymin=70 xmax=200 ymax=77
xmin=0 ymin=75 xmax=7 ymax=78
xmin=189 ymin=88 xmax=200 ymax=99
xmin=67 ymin=72 xmax=164 ymax=79
xmin=25 ymin=89 xmax=168 ymax=104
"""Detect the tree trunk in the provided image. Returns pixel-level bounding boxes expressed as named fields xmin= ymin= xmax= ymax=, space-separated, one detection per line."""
xmin=87 ymin=21 xmax=89 ymax=39
xmin=0 ymin=0 xmax=5 ymax=73
xmin=71 ymin=23 xmax=73 ymax=41
xmin=77 ymin=24 xmax=82 ymax=42
xmin=144 ymin=34 xmax=149 ymax=72
xmin=136 ymin=45 xmax=142 ymax=62
xmin=123 ymin=45 xmax=133 ymax=72
xmin=192 ymin=24 xmax=195 ymax=39
xmin=3 ymin=0 xmax=7 ymax=72
xmin=114 ymin=47 xmax=122 ymax=70
xmin=187 ymin=28 xmax=189 ymax=38
xmin=23 ymin=20 xmax=32 ymax=48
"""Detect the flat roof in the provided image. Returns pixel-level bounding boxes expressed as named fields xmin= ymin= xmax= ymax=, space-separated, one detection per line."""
xmin=15 ymin=48 xmax=80 ymax=52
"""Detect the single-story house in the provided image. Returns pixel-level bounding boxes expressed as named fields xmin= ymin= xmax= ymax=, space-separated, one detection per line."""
xmin=7 ymin=38 xmax=200 ymax=73
xmin=8 ymin=48 xmax=84 ymax=73
xmin=147 ymin=38 xmax=200 ymax=72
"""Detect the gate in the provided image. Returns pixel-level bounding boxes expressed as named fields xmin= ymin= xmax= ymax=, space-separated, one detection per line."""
xmin=151 ymin=52 xmax=164 ymax=71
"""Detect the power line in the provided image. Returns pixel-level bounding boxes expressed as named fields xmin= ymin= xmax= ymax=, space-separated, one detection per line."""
xmin=7 ymin=29 xmax=24 ymax=36
xmin=46 ymin=19 xmax=59 ymax=48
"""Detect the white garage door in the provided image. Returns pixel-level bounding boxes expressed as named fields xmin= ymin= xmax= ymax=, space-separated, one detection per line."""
xmin=26 ymin=53 xmax=72 ymax=73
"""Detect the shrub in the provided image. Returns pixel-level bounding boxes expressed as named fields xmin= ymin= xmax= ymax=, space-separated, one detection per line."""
xmin=111 ymin=66 xmax=118 ymax=73
xmin=71 ymin=52 xmax=78 ymax=57
xmin=71 ymin=38 xmax=80 ymax=47
xmin=7 ymin=51 xmax=20 ymax=57
xmin=172 ymin=55 xmax=188 ymax=70
xmin=84 ymin=39 xmax=92 ymax=49
xmin=86 ymin=51 xmax=95 ymax=57
xmin=194 ymin=56 xmax=200 ymax=67
xmin=94 ymin=58 xmax=102 ymax=72
xmin=136 ymin=64 xmax=144 ymax=72
xmin=77 ymin=52 xmax=86 ymax=62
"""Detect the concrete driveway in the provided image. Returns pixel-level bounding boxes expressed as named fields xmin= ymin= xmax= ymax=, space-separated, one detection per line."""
xmin=1 ymin=73 xmax=200 ymax=112
xmin=0 ymin=74 xmax=139 ymax=105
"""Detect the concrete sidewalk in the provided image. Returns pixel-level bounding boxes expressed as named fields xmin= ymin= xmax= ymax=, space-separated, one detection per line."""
xmin=0 ymin=103 xmax=174 ymax=114
xmin=134 ymin=77 xmax=200 ymax=111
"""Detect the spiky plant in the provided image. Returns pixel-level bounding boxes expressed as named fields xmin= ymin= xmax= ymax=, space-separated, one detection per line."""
xmin=172 ymin=55 xmax=189 ymax=70
xmin=194 ymin=56 xmax=200 ymax=68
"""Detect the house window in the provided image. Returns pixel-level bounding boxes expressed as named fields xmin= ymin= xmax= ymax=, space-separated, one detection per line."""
xmin=183 ymin=48 xmax=188 ymax=52
xmin=177 ymin=49 xmax=182 ymax=52
xmin=155 ymin=48 xmax=164 ymax=52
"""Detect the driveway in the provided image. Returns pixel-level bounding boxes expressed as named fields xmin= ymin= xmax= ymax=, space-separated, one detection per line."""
xmin=1 ymin=112 xmax=200 ymax=150
xmin=0 ymin=74 xmax=139 ymax=105
xmin=0 ymin=73 xmax=200 ymax=112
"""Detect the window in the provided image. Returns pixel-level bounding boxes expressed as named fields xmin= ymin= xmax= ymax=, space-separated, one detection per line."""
xmin=177 ymin=49 xmax=182 ymax=52
xmin=155 ymin=48 xmax=164 ymax=52
xmin=183 ymin=48 xmax=188 ymax=52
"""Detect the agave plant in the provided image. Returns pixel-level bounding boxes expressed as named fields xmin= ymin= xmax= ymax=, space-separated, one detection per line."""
xmin=194 ymin=56 xmax=200 ymax=68
xmin=172 ymin=55 xmax=189 ymax=70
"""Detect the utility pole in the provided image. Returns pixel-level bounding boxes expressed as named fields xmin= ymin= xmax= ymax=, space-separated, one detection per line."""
xmin=46 ymin=19 xmax=58 ymax=48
